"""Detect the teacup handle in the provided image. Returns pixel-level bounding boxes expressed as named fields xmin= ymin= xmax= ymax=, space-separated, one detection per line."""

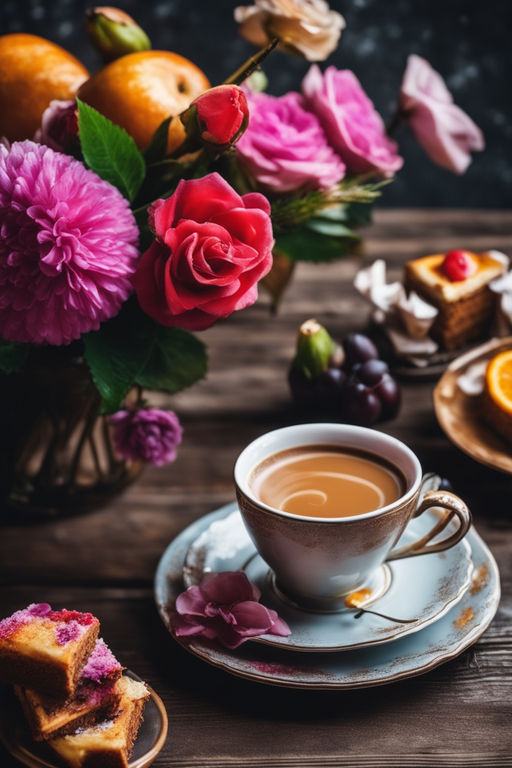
xmin=387 ymin=490 xmax=472 ymax=561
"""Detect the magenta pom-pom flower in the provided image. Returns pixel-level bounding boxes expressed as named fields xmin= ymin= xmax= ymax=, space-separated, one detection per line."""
xmin=0 ymin=140 xmax=139 ymax=345
xmin=110 ymin=408 xmax=183 ymax=466
xmin=173 ymin=571 xmax=291 ymax=649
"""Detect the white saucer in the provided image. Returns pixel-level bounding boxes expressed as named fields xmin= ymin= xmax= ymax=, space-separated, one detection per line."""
xmin=180 ymin=505 xmax=473 ymax=652
xmin=154 ymin=503 xmax=500 ymax=690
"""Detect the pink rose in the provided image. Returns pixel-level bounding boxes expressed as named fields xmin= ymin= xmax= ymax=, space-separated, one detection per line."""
xmin=173 ymin=571 xmax=291 ymax=649
xmin=189 ymin=85 xmax=249 ymax=147
xmin=302 ymin=65 xmax=403 ymax=178
xmin=236 ymin=90 xmax=346 ymax=192
xmin=133 ymin=173 xmax=273 ymax=331
xmin=399 ymin=55 xmax=484 ymax=174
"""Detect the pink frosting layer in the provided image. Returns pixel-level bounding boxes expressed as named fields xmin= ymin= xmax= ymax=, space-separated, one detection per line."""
xmin=0 ymin=603 xmax=97 ymax=646
xmin=82 ymin=639 xmax=122 ymax=683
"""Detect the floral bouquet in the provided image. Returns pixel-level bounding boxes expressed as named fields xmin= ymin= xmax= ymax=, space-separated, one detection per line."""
xmin=0 ymin=1 xmax=483 ymax=512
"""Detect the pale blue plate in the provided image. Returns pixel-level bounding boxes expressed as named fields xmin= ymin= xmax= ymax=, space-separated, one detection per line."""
xmin=179 ymin=506 xmax=472 ymax=652
xmin=154 ymin=503 xmax=500 ymax=690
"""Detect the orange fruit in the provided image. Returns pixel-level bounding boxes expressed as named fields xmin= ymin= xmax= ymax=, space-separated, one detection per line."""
xmin=485 ymin=349 xmax=512 ymax=416
xmin=0 ymin=33 xmax=89 ymax=141
xmin=77 ymin=51 xmax=210 ymax=153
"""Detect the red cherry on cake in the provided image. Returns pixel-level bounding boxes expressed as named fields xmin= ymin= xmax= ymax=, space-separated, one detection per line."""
xmin=442 ymin=250 xmax=478 ymax=281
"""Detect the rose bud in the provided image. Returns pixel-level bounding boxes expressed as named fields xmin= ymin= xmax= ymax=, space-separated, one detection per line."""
xmin=34 ymin=99 xmax=80 ymax=155
xmin=86 ymin=6 xmax=151 ymax=62
xmin=182 ymin=85 xmax=249 ymax=149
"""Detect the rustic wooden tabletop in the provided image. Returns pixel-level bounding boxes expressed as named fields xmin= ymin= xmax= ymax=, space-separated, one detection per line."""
xmin=1 ymin=210 xmax=511 ymax=768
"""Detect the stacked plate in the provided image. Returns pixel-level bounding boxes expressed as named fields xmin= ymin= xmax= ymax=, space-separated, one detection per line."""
xmin=155 ymin=496 xmax=500 ymax=690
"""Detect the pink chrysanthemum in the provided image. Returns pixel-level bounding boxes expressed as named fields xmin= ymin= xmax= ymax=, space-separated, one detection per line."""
xmin=0 ymin=141 xmax=139 ymax=345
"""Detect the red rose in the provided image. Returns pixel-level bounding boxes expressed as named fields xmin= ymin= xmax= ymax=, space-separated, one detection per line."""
xmin=133 ymin=173 xmax=273 ymax=331
xmin=188 ymin=85 xmax=249 ymax=147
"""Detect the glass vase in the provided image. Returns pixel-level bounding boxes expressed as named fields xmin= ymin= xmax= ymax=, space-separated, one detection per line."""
xmin=0 ymin=350 xmax=142 ymax=522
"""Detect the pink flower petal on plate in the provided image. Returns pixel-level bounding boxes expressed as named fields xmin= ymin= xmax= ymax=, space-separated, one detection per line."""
xmin=200 ymin=571 xmax=261 ymax=604
xmin=175 ymin=586 xmax=208 ymax=616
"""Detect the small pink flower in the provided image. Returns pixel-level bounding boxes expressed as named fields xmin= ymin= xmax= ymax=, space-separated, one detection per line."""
xmin=110 ymin=408 xmax=183 ymax=466
xmin=399 ymin=55 xmax=484 ymax=174
xmin=0 ymin=141 xmax=139 ymax=345
xmin=236 ymin=90 xmax=345 ymax=192
xmin=34 ymin=99 xmax=79 ymax=154
xmin=173 ymin=571 xmax=291 ymax=649
xmin=302 ymin=65 xmax=403 ymax=178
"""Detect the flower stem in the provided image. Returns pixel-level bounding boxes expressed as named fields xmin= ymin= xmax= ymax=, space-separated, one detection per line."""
xmin=223 ymin=37 xmax=279 ymax=86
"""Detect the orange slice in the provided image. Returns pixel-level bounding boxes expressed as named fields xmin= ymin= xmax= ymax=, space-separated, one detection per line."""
xmin=485 ymin=349 xmax=512 ymax=416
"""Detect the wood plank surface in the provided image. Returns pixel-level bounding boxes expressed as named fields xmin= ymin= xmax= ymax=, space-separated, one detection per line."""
xmin=1 ymin=210 xmax=511 ymax=767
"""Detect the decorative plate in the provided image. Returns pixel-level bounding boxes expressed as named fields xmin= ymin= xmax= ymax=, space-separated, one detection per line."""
xmin=154 ymin=503 xmax=500 ymax=690
xmin=179 ymin=506 xmax=473 ymax=652
xmin=434 ymin=336 xmax=512 ymax=474
xmin=0 ymin=671 xmax=168 ymax=768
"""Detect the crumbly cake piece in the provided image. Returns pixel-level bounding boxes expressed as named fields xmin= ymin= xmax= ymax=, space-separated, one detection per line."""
xmin=16 ymin=639 xmax=124 ymax=741
xmin=0 ymin=604 xmax=99 ymax=698
xmin=404 ymin=251 xmax=505 ymax=350
xmin=49 ymin=675 xmax=150 ymax=768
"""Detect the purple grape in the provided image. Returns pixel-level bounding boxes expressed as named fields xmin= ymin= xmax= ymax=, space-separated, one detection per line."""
xmin=343 ymin=333 xmax=379 ymax=367
xmin=358 ymin=359 xmax=389 ymax=386
xmin=314 ymin=368 xmax=347 ymax=407
xmin=373 ymin=373 xmax=401 ymax=418
xmin=341 ymin=381 xmax=382 ymax=426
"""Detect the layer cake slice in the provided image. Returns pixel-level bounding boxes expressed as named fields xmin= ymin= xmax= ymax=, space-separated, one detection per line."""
xmin=404 ymin=251 xmax=505 ymax=350
xmin=49 ymin=675 xmax=150 ymax=768
xmin=15 ymin=638 xmax=124 ymax=740
xmin=0 ymin=603 xmax=99 ymax=698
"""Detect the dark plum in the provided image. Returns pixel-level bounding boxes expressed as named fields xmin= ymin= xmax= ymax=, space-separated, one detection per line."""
xmin=343 ymin=333 xmax=379 ymax=367
xmin=373 ymin=373 xmax=401 ymax=418
xmin=341 ymin=381 xmax=382 ymax=426
xmin=357 ymin=359 xmax=389 ymax=386
xmin=288 ymin=367 xmax=315 ymax=405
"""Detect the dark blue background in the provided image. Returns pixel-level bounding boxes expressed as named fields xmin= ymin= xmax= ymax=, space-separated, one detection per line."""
xmin=1 ymin=0 xmax=510 ymax=207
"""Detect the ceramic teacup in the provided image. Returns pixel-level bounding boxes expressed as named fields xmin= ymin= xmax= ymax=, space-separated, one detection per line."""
xmin=234 ymin=424 xmax=472 ymax=611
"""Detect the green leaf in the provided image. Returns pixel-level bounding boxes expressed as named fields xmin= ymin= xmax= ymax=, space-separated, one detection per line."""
xmin=143 ymin=116 xmax=174 ymax=165
xmin=0 ymin=338 xmax=29 ymax=374
xmin=275 ymin=227 xmax=361 ymax=263
xmin=84 ymin=303 xmax=207 ymax=413
xmin=342 ymin=202 xmax=374 ymax=228
xmin=84 ymin=321 xmax=143 ymax=414
xmin=77 ymin=98 xmax=146 ymax=201
xmin=136 ymin=327 xmax=207 ymax=393
xmin=306 ymin=219 xmax=360 ymax=239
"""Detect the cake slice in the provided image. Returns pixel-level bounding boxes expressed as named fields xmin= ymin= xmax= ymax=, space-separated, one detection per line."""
xmin=0 ymin=604 xmax=99 ymax=698
xmin=15 ymin=638 xmax=124 ymax=741
xmin=404 ymin=250 xmax=505 ymax=350
xmin=49 ymin=675 xmax=150 ymax=768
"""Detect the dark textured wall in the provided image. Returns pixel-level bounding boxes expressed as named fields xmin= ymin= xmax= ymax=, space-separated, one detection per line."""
xmin=1 ymin=0 xmax=510 ymax=207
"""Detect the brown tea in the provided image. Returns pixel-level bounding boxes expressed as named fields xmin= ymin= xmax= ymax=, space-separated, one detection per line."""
xmin=250 ymin=445 xmax=405 ymax=518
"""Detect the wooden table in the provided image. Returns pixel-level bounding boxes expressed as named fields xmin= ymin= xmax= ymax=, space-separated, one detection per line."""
xmin=1 ymin=210 xmax=511 ymax=768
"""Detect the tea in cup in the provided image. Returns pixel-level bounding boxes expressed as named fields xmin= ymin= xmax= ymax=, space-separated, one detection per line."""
xmin=234 ymin=424 xmax=471 ymax=611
